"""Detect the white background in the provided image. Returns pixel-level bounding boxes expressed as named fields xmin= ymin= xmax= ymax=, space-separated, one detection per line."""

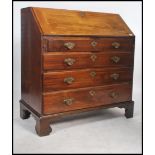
xmin=13 ymin=1 xmax=142 ymax=154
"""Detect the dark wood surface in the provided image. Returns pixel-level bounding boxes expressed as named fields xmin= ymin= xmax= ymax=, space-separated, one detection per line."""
xmin=20 ymin=98 xmax=134 ymax=136
xmin=20 ymin=7 xmax=135 ymax=136
xmin=21 ymin=8 xmax=42 ymax=114
xmin=45 ymin=36 xmax=134 ymax=52
xmin=43 ymin=83 xmax=132 ymax=114
xmin=43 ymin=52 xmax=133 ymax=71
xmin=43 ymin=67 xmax=133 ymax=92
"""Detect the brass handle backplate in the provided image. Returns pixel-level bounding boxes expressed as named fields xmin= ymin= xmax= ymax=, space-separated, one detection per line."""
xmin=110 ymin=92 xmax=119 ymax=98
xmin=64 ymin=77 xmax=74 ymax=84
xmin=89 ymin=90 xmax=96 ymax=96
xmin=111 ymin=56 xmax=120 ymax=63
xmin=64 ymin=98 xmax=74 ymax=106
xmin=90 ymin=54 xmax=97 ymax=62
xmin=110 ymin=73 xmax=120 ymax=80
xmin=64 ymin=42 xmax=75 ymax=49
xmin=64 ymin=58 xmax=75 ymax=66
xmin=112 ymin=42 xmax=120 ymax=49
xmin=90 ymin=71 xmax=96 ymax=77
xmin=91 ymin=41 xmax=98 ymax=47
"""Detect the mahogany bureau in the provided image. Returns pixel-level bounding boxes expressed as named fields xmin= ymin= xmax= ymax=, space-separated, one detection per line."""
xmin=20 ymin=7 xmax=135 ymax=136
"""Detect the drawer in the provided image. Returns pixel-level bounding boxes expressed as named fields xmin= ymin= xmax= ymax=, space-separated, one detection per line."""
xmin=43 ymin=83 xmax=132 ymax=114
xmin=46 ymin=37 xmax=134 ymax=52
xmin=43 ymin=52 xmax=133 ymax=71
xmin=43 ymin=68 xmax=133 ymax=92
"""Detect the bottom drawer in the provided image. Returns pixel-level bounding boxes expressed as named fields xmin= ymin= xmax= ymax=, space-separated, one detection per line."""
xmin=43 ymin=83 xmax=132 ymax=114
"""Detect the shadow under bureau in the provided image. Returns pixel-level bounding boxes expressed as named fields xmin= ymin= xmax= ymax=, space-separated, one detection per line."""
xmin=20 ymin=7 xmax=135 ymax=136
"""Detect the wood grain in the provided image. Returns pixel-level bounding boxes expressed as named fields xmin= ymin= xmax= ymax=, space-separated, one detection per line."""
xmin=43 ymin=67 xmax=133 ymax=92
xmin=45 ymin=36 xmax=134 ymax=52
xmin=21 ymin=8 xmax=42 ymax=114
xmin=32 ymin=7 xmax=134 ymax=36
xmin=43 ymin=83 xmax=132 ymax=114
xmin=43 ymin=52 xmax=133 ymax=71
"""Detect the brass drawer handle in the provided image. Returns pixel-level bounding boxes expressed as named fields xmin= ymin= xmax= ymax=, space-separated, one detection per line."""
xmin=110 ymin=73 xmax=120 ymax=80
xmin=112 ymin=42 xmax=120 ymax=49
xmin=110 ymin=92 xmax=119 ymax=98
xmin=111 ymin=56 xmax=120 ymax=63
xmin=64 ymin=58 xmax=75 ymax=66
xmin=90 ymin=54 xmax=97 ymax=62
xmin=64 ymin=98 xmax=74 ymax=106
xmin=64 ymin=42 xmax=75 ymax=49
xmin=64 ymin=77 xmax=74 ymax=84
xmin=90 ymin=71 xmax=96 ymax=77
xmin=89 ymin=90 xmax=96 ymax=96
xmin=91 ymin=41 xmax=98 ymax=47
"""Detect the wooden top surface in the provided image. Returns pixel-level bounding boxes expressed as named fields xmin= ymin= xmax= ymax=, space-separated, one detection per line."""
xmin=31 ymin=7 xmax=134 ymax=36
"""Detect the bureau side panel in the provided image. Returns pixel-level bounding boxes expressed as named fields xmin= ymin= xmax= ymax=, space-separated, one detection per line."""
xmin=131 ymin=36 xmax=135 ymax=99
xmin=21 ymin=8 xmax=42 ymax=114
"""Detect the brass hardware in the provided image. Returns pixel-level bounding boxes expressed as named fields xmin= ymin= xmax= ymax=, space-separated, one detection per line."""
xmin=64 ymin=42 xmax=75 ymax=49
xmin=64 ymin=98 xmax=74 ymax=106
xmin=112 ymin=42 xmax=120 ymax=49
xmin=110 ymin=73 xmax=120 ymax=80
xmin=64 ymin=58 xmax=75 ymax=66
xmin=90 ymin=71 xmax=96 ymax=77
xmin=90 ymin=54 xmax=97 ymax=62
xmin=80 ymin=12 xmax=85 ymax=17
xmin=111 ymin=56 xmax=120 ymax=63
xmin=91 ymin=41 xmax=98 ymax=47
xmin=110 ymin=92 xmax=119 ymax=98
xmin=89 ymin=90 xmax=96 ymax=96
xmin=64 ymin=77 xmax=74 ymax=84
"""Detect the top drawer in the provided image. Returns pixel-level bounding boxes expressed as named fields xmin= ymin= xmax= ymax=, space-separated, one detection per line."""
xmin=45 ymin=37 xmax=134 ymax=52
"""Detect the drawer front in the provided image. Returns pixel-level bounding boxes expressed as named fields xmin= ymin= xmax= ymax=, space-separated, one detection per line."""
xmin=43 ymin=68 xmax=132 ymax=92
xmin=43 ymin=83 xmax=132 ymax=114
xmin=46 ymin=37 xmax=134 ymax=52
xmin=43 ymin=52 xmax=133 ymax=71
